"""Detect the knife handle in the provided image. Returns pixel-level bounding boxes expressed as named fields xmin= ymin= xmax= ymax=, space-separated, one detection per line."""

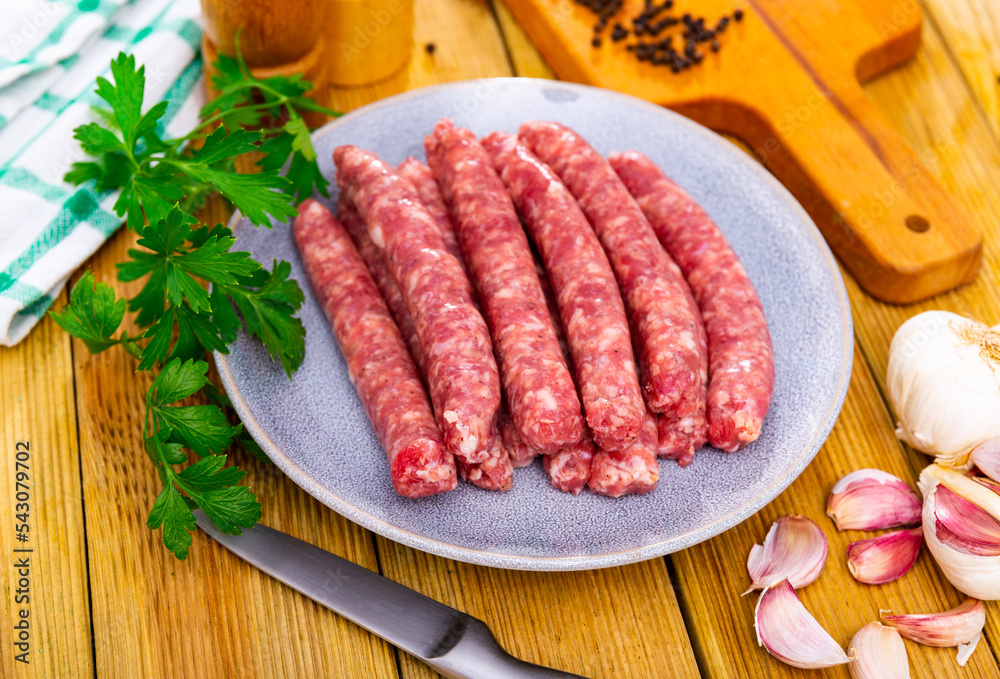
xmin=423 ymin=618 xmax=588 ymax=679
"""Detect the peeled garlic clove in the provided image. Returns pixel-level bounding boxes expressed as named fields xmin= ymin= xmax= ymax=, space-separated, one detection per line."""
xmin=745 ymin=515 xmax=828 ymax=594
xmin=881 ymin=598 xmax=985 ymax=667
xmin=848 ymin=622 xmax=910 ymax=679
xmin=827 ymin=469 xmax=921 ymax=531
xmin=919 ymin=463 xmax=1000 ymax=599
xmin=754 ymin=579 xmax=852 ymax=669
xmin=970 ymin=437 xmax=1000 ymax=484
xmin=887 ymin=311 xmax=1000 ymax=465
xmin=847 ymin=528 xmax=923 ymax=585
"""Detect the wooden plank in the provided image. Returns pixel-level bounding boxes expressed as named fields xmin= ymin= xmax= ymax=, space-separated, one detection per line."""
xmin=669 ymin=10 xmax=1000 ymax=675
xmin=922 ymin=0 xmax=1000 ymax=139
xmin=491 ymin=0 xmax=556 ymax=79
xmin=0 ymin=301 xmax=93 ymax=677
xmin=379 ymin=543 xmax=701 ymax=679
xmin=497 ymin=0 xmax=1000 ymax=673
xmin=672 ymin=346 xmax=1000 ymax=677
xmin=848 ymin=7 xmax=1000 ymax=385
xmin=847 ymin=1 xmax=1000 ymax=653
xmin=72 ymin=2 xmax=524 ymax=676
xmin=323 ymin=2 xmax=699 ymax=677
xmin=72 ymin=226 xmax=399 ymax=678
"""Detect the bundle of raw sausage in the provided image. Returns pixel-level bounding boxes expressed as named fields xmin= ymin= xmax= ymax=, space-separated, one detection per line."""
xmin=609 ymin=151 xmax=774 ymax=454
xmin=334 ymin=145 xmax=501 ymax=467
xmin=292 ymin=120 xmax=773 ymax=500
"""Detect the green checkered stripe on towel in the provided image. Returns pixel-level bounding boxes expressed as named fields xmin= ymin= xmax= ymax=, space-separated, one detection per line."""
xmin=0 ymin=0 xmax=203 ymax=346
xmin=0 ymin=0 xmax=127 ymax=90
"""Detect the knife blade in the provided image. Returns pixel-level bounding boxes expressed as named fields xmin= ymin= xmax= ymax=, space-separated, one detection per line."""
xmin=194 ymin=511 xmax=587 ymax=679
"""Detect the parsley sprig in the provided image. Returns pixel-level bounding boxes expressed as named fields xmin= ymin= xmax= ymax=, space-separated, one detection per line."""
xmin=51 ymin=49 xmax=336 ymax=559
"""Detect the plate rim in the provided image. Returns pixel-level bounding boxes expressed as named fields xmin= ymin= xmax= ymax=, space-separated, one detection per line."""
xmin=214 ymin=77 xmax=854 ymax=571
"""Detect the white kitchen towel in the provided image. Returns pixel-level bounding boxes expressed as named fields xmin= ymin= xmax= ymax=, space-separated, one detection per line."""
xmin=0 ymin=0 xmax=129 ymax=92
xmin=0 ymin=0 xmax=205 ymax=346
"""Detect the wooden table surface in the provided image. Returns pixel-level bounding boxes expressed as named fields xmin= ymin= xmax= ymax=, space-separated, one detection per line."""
xmin=2 ymin=0 xmax=999 ymax=676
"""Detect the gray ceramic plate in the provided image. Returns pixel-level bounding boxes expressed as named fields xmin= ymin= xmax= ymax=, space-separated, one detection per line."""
xmin=215 ymin=78 xmax=852 ymax=571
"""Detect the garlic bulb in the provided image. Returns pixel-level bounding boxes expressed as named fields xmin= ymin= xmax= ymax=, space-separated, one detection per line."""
xmin=919 ymin=464 xmax=1000 ymax=599
xmin=887 ymin=311 xmax=1000 ymax=467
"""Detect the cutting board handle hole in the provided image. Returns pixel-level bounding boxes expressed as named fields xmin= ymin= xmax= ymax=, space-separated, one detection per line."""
xmin=905 ymin=215 xmax=930 ymax=233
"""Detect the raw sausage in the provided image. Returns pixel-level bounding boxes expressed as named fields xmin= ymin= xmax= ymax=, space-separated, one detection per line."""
xmin=588 ymin=410 xmax=660 ymax=498
xmin=458 ymin=433 xmax=514 ymax=491
xmin=482 ymin=131 xmax=644 ymax=452
xmin=397 ymin=157 xmax=464 ymax=265
xmin=499 ymin=408 xmax=538 ymax=468
xmin=657 ymin=411 xmax=706 ymax=467
xmin=335 ymin=145 xmax=501 ymax=464
xmin=543 ymin=435 xmax=595 ymax=495
xmin=293 ymin=200 xmax=456 ymax=498
xmin=427 ymin=120 xmax=583 ymax=453
xmin=610 ymin=150 xmax=774 ymax=452
xmin=533 ymin=254 xmax=597 ymax=491
xmin=336 ymin=195 xmax=425 ymax=375
xmin=519 ymin=121 xmax=708 ymax=428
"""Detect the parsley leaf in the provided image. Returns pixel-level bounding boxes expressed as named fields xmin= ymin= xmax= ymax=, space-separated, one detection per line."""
xmin=174 ymin=455 xmax=261 ymax=532
xmin=155 ymin=403 xmax=239 ymax=458
xmin=114 ymin=206 xmax=304 ymax=373
xmin=73 ymin=122 xmax=126 ymax=156
xmin=147 ymin=481 xmax=197 ymax=560
xmin=256 ymin=122 xmax=330 ymax=202
xmin=94 ymin=53 xmax=145 ymax=149
xmin=50 ymin=270 xmax=127 ymax=353
xmin=147 ymin=359 xmax=240 ymax=460
xmin=148 ymin=357 xmax=209 ymax=405
xmin=222 ymin=259 xmax=305 ymax=377
xmin=144 ymin=360 xmax=260 ymax=560
xmin=66 ymin=51 xmax=332 ymax=230
xmin=179 ymin=163 xmax=296 ymax=227
xmin=55 ymin=43 xmax=333 ymax=560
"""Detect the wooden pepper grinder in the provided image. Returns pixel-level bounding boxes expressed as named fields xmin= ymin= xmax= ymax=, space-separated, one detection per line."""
xmin=201 ymin=0 xmax=329 ymax=126
xmin=326 ymin=0 xmax=414 ymax=85
xmin=200 ymin=0 xmax=415 ymax=126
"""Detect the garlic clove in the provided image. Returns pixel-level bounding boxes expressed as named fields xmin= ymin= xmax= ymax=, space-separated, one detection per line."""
xmin=888 ymin=311 xmax=1000 ymax=464
xmin=827 ymin=469 xmax=922 ymax=531
xmin=848 ymin=622 xmax=910 ymax=679
xmin=754 ymin=579 xmax=852 ymax=669
xmin=745 ymin=515 xmax=828 ymax=594
xmin=847 ymin=527 xmax=923 ymax=585
xmin=934 ymin=484 xmax=1000 ymax=557
xmin=970 ymin=437 xmax=1000 ymax=484
xmin=973 ymin=476 xmax=1000 ymax=497
xmin=919 ymin=464 xmax=1000 ymax=599
xmin=881 ymin=598 xmax=985 ymax=667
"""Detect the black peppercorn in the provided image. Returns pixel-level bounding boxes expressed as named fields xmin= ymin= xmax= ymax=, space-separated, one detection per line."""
xmin=575 ymin=0 xmax=737 ymax=75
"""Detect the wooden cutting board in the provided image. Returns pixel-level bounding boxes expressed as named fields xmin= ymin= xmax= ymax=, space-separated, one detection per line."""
xmin=501 ymin=0 xmax=982 ymax=303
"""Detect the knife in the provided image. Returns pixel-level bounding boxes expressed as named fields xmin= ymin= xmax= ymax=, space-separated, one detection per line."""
xmin=194 ymin=511 xmax=587 ymax=679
